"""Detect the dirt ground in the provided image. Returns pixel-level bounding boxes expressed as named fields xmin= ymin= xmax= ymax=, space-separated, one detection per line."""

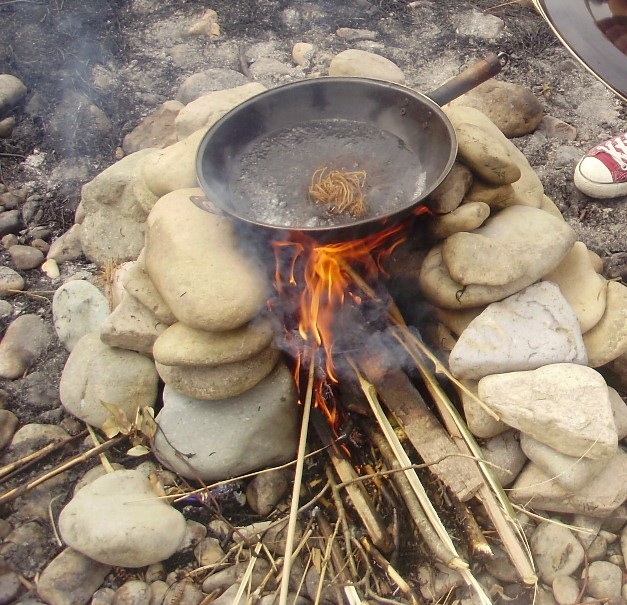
xmin=1 ymin=0 xmax=627 ymax=600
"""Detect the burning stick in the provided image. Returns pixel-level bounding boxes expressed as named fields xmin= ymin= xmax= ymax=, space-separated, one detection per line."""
xmin=309 ymin=166 xmax=368 ymax=218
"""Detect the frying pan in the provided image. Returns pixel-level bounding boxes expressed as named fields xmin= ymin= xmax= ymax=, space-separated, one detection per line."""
xmin=195 ymin=52 xmax=509 ymax=242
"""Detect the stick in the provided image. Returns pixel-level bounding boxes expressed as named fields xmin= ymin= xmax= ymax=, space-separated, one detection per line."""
xmin=0 ymin=435 xmax=126 ymax=505
xmin=86 ymin=425 xmax=115 ymax=473
xmin=278 ymin=352 xmax=316 ymax=605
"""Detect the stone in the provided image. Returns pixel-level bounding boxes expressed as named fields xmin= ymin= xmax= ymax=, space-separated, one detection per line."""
xmin=552 ymin=575 xmax=580 ymax=605
xmin=463 ymin=180 xmax=517 ymax=209
xmin=36 ymin=548 xmax=111 ymax=605
xmin=246 ymin=469 xmax=290 ymax=516
xmin=121 ymin=261 xmax=175 ymax=324
xmin=0 ymin=300 xmax=11 ymax=319
xmin=91 ymin=588 xmax=115 ymax=605
xmin=174 ymin=83 xmax=266 ymax=140
xmin=0 ymin=314 xmax=50 ymax=379
xmin=520 ymin=434 xmax=605 ymax=493
xmin=3 ymin=423 xmax=69 ymax=462
xmin=510 ymin=449 xmax=627 ymax=517
xmin=52 ymin=280 xmax=110 ymax=352
xmin=449 ymin=282 xmax=587 ymax=380
xmin=0 ymin=410 xmax=18 ymax=450
xmin=194 ymin=537 xmax=224 ymax=566
xmin=427 ymin=201 xmax=490 ymax=240
xmin=457 ymin=380 xmax=509 ymax=439
xmin=419 ymin=206 xmax=576 ymax=309
xmin=161 ymin=581 xmax=205 ymax=605
xmin=178 ymin=520 xmax=207 ymax=551
xmin=8 ymin=244 xmax=43 ymax=270
xmin=155 ymin=344 xmax=280 ymax=400
xmin=453 ymin=9 xmax=505 ymax=38
xmin=538 ymin=115 xmax=578 ymax=142
xmin=0 ymin=210 xmax=22 ymax=237
xmin=480 ymin=429 xmax=526 ymax=487
xmin=544 ymin=242 xmax=608 ymax=333
xmin=145 ymin=188 xmax=269 ymax=331
xmin=60 ymin=332 xmax=159 ymax=429
xmin=153 ymin=364 xmax=299 ymax=481
xmin=0 ymin=567 xmax=21 ymax=605
xmin=201 ymin=560 xmax=270 ymax=594
xmin=587 ymin=535 xmax=608 ymax=561
xmin=427 ymin=162 xmax=473 ymax=214
xmin=609 ymin=387 xmax=627 ymax=439
xmin=292 ymin=42 xmax=315 ymax=66
xmin=584 ymin=280 xmax=627 ymax=367
xmin=112 ymin=580 xmax=151 ymax=605
xmin=585 ymin=561 xmax=622 ymax=599
xmin=0 ymin=266 xmax=24 ymax=297
xmin=531 ymin=521 xmax=585 ymax=584
xmin=572 ymin=514 xmax=603 ymax=548
xmin=187 ymin=9 xmax=220 ymax=37
xmin=1 ymin=234 xmax=17 ymax=248
xmin=99 ymin=291 xmax=168 ymax=355
xmin=47 ymin=224 xmax=84 ymax=263
xmin=122 ymin=100 xmax=183 ymax=154
xmin=0 ymin=74 xmax=27 ymax=115
xmin=450 ymin=80 xmax=544 ymax=137
xmin=479 ymin=363 xmax=617 ymax=460
xmin=0 ymin=116 xmax=15 ymax=138
xmin=59 ymin=470 xmax=187 ymax=568
xmin=175 ymin=68 xmax=249 ymax=105
xmin=153 ymin=315 xmax=275 ymax=367
xmin=328 ymin=49 xmax=405 ymax=83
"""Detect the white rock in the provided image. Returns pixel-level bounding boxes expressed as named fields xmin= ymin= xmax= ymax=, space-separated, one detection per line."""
xmin=609 ymin=387 xmax=627 ymax=439
xmin=292 ymin=42 xmax=314 ymax=66
xmin=0 ymin=314 xmax=50 ymax=380
xmin=328 ymin=49 xmax=405 ymax=83
xmin=449 ymin=282 xmax=587 ymax=380
xmin=585 ymin=561 xmax=622 ymax=599
xmin=59 ymin=470 xmax=187 ymax=568
xmin=478 ymin=363 xmax=617 ymax=460
xmin=52 ymin=280 xmax=110 ymax=352
xmin=0 ymin=74 xmax=27 ymax=115
xmin=0 ymin=265 xmax=24 ymax=297
xmin=47 ymin=224 xmax=84 ymax=263
xmin=530 ymin=522 xmax=584 ymax=584
xmin=457 ymin=379 xmax=509 ymax=439
xmin=552 ymin=575 xmax=580 ymax=605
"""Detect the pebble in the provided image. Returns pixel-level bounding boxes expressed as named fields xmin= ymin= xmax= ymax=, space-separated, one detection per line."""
xmin=59 ymin=470 xmax=187 ymax=568
xmin=0 ymin=314 xmax=51 ymax=380
xmin=148 ymin=582 xmax=168 ymax=605
xmin=1 ymin=234 xmax=17 ymax=249
xmin=201 ymin=560 xmax=270 ymax=594
xmin=0 ymin=211 xmax=22 ymax=238
xmin=328 ymin=49 xmax=405 ymax=83
xmin=427 ymin=161 xmax=473 ymax=214
xmin=0 ymin=266 xmax=23 ymax=297
xmin=0 ymin=74 xmax=27 ymax=115
xmin=291 ymin=42 xmax=314 ymax=66
xmin=153 ymin=363 xmax=298 ymax=481
xmin=552 ymin=575 xmax=580 ymax=605
xmin=120 ymin=260 xmax=176 ymax=324
xmin=420 ymin=206 xmax=576 ymax=309
xmin=59 ymin=332 xmax=158 ymax=429
xmin=479 ymin=429 xmax=526 ymax=487
xmin=0 ymin=409 xmax=18 ymax=449
xmin=8 ymin=244 xmax=44 ymax=270
xmin=427 ymin=201 xmax=491 ymax=240
xmin=0 ymin=301 xmax=11 ymax=320
xmin=0 ymin=116 xmax=16 ymax=138
xmin=91 ymin=587 xmax=115 ymax=605
xmin=112 ymin=579 xmax=151 ymax=605
xmin=122 ymin=100 xmax=182 ymax=154
xmin=161 ymin=581 xmax=204 ymax=605
xmin=449 ymin=282 xmax=587 ymax=380
xmin=46 ymin=224 xmax=84 ymax=263
xmin=145 ymin=188 xmax=269 ymax=331
xmin=41 ymin=258 xmax=60 ymax=279
xmin=457 ymin=379 xmax=509 ymax=438
xmin=175 ymin=68 xmax=249 ymax=104
xmin=0 ymin=567 xmax=21 ymax=605
xmin=610 ymin=387 xmax=627 ymax=439
xmin=36 ymin=548 xmax=111 ymax=605
xmin=479 ymin=363 xmax=617 ymax=460
xmin=246 ymin=468 xmax=290 ymax=516
xmin=193 ymin=537 xmax=224 ymax=566
xmin=587 ymin=535 xmax=609 ymax=561
xmin=52 ymin=280 xmax=110 ymax=351
xmin=585 ymin=561 xmax=623 ymax=599
xmin=530 ymin=522 xmax=585 ymax=584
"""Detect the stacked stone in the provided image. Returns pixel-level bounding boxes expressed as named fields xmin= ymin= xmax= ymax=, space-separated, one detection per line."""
xmin=408 ymin=104 xmax=627 ymax=518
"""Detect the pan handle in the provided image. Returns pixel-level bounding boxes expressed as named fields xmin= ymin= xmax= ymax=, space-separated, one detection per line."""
xmin=425 ymin=52 xmax=510 ymax=107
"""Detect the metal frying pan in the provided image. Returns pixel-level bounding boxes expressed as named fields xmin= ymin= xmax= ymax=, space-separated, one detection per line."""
xmin=195 ymin=53 xmax=509 ymax=242
xmin=533 ymin=0 xmax=627 ymax=103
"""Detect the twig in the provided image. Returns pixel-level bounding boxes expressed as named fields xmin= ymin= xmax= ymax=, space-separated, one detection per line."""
xmin=278 ymin=350 xmax=316 ymax=605
xmin=576 ymin=551 xmax=590 ymax=604
xmin=0 ymin=435 xmax=126 ymax=505
xmin=6 ymin=289 xmax=54 ymax=302
xmin=86 ymin=425 xmax=115 ymax=473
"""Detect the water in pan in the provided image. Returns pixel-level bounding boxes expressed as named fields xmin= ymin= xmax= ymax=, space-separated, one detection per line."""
xmin=228 ymin=118 xmax=427 ymax=229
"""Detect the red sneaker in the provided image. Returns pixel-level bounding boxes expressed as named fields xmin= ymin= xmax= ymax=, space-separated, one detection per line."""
xmin=574 ymin=133 xmax=627 ymax=199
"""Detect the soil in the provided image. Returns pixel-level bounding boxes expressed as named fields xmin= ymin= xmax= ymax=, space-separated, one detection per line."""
xmin=0 ymin=0 xmax=627 ymax=601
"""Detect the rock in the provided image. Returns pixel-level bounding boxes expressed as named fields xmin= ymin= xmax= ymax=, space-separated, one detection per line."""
xmin=92 ymin=587 xmax=115 ymax=605
xmin=193 ymin=537 xmax=224 ymax=566
xmin=0 ymin=74 xmax=27 ymax=115
xmin=328 ymin=49 xmax=405 ymax=83
xmin=246 ymin=469 xmax=290 ymax=516
xmin=59 ymin=332 xmax=159 ymax=429
xmin=174 ymin=83 xmax=266 ymax=140
xmin=8 ymin=244 xmax=44 ymax=270
xmin=145 ymin=188 xmax=269 ymax=331
xmin=0 ymin=410 xmax=18 ymax=449
xmin=122 ymin=100 xmax=183 ymax=154
xmin=178 ymin=520 xmax=207 ymax=551
xmin=0 ymin=314 xmax=50 ymax=379
xmin=292 ymin=42 xmax=315 ymax=66
xmin=1 ymin=234 xmax=17 ymax=249
xmin=479 ymin=363 xmax=617 ymax=460
xmin=0 ymin=567 xmax=21 ymax=605
xmin=450 ymin=80 xmax=544 ymax=137
xmin=0 ymin=210 xmax=22 ymax=237
xmin=453 ymin=9 xmax=505 ymax=38
xmin=585 ymin=561 xmax=622 ymax=599
xmin=427 ymin=201 xmax=490 ymax=240
xmin=175 ymin=68 xmax=249 ymax=105
xmin=0 ymin=301 xmax=11 ymax=319
xmin=31 ymin=238 xmax=50 ymax=253
xmin=3 ymin=423 xmax=69 ymax=462
xmin=153 ymin=364 xmax=299 ymax=481
xmin=120 ymin=261 xmax=175 ymax=324
xmin=36 ymin=548 xmax=111 ymax=605
xmin=510 ymin=449 xmax=627 ymax=517
xmin=552 ymin=575 xmax=580 ymax=605
xmin=161 ymin=581 xmax=203 ymax=605
xmin=419 ymin=206 xmax=576 ymax=309
xmin=449 ymin=282 xmax=587 ymax=380
xmin=520 ymin=434 xmax=605 ymax=493
xmin=52 ymin=280 xmax=110 ymax=352
xmin=187 ymin=9 xmax=220 ymax=37
xmin=47 ymin=224 xmax=84 ymax=263
xmin=59 ymin=470 xmax=187 ymax=567
xmin=573 ymin=514 xmax=603 ymax=548
xmin=531 ymin=521 xmax=585 ymax=584
xmin=99 ymin=291 xmax=168 ymax=355
xmin=587 ymin=534 xmax=608 ymax=561
xmin=201 ymin=560 xmax=270 ymax=594
xmin=537 ymin=115 xmax=578 ymax=142
xmin=0 ymin=116 xmax=16 ymax=138
xmin=153 ymin=315 xmax=275 ymax=366
xmin=112 ymin=579 xmax=151 ymax=605
xmin=0 ymin=266 xmax=24 ymax=297
xmin=480 ymin=429 xmax=526 ymax=487
xmin=457 ymin=379 xmax=509 ymax=438
xmin=609 ymin=387 xmax=627 ymax=439
xmin=544 ymin=242 xmax=608 ymax=333
xmin=584 ymin=280 xmax=627 ymax=367
xmin=427 ymin=162 xmax=473 ymax=214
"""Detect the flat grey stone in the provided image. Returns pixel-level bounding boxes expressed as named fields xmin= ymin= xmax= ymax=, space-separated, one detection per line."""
xmin=531 ymin=521 xmax=584 ymax=584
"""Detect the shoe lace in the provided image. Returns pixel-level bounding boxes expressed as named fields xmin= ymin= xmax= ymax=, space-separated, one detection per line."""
xmin=597 ymin=134 xmax=627 ymax=170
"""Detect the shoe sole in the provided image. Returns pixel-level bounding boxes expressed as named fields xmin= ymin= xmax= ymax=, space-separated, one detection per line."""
xmin=574 ymin=159 xmax=627 ymax=199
